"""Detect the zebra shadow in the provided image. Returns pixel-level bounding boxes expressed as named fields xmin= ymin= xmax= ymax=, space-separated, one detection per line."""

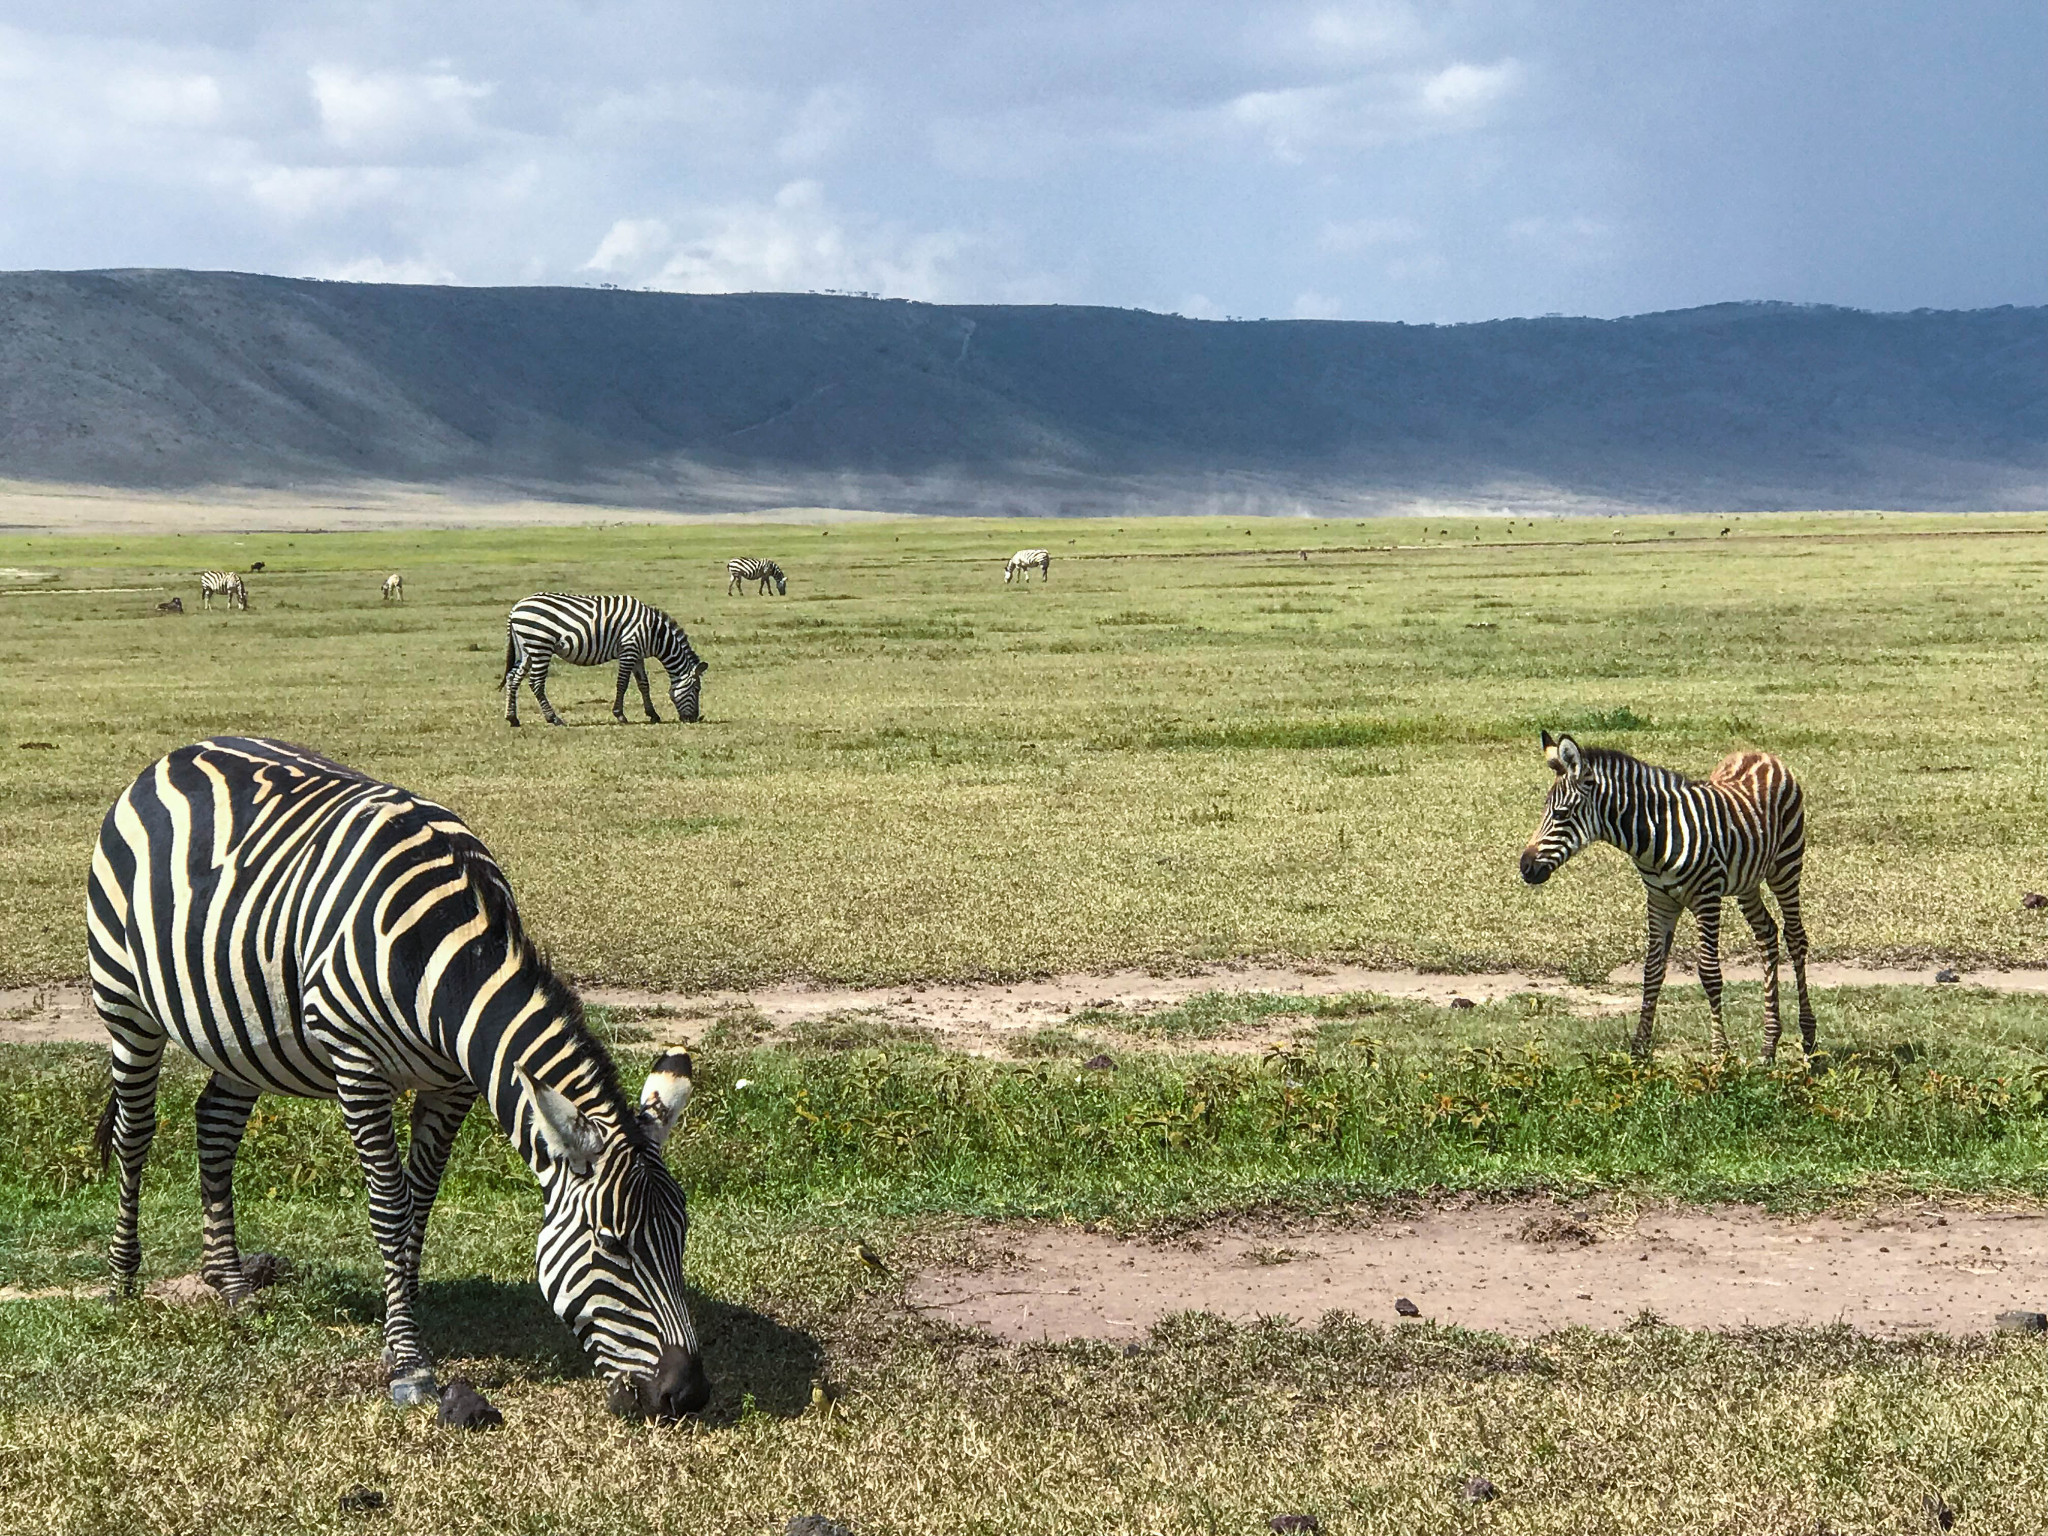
xmin=333 ymin=1276 xmax=823 ymax=1422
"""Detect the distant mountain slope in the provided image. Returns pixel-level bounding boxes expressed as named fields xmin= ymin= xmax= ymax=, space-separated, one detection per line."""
xmin=0 ymin=269 xmax=2041 ymax=513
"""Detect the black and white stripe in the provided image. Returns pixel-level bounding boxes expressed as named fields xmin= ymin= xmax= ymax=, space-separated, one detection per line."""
xmin=199 ymin=571 xmax=247 ymax=611
xmin=88 ymin=737 xmax=710 ymax=1418
xmin=500 ymin=592 xmax=708 ymax=726
xmin=1004 ymin=548 xmax=1050 ymax=583
xmin=726 ymin=558 xmax=787 ymax=596
xmin=382 ymin=573 xmax=404 ymax=601
xmin=1520 ymin=731 xmax=1816 ymax=1062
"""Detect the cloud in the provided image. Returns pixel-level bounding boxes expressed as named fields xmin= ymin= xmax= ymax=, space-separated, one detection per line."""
xmin=307 ymin=253 xmax=459 ymax=284
xmin=308 ymin=64 xmax=494 ymax=160
xmin=1291 ymin=290 xmax=1344 ymax=319
xmin=1319 ymin=216 xmax=1423 ymax=253
xmin=1222 ymin=57 xmax=1521 ymax=160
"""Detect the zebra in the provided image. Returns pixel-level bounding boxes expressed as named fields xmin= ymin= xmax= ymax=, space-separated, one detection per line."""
xmin=501 ymin=593 xmax=708 ymax=727
xmin=199 ymin=571 xmax=247 ymax=611
xmin=1520 ymin=731 xmax=1815 ymax=1064
xmin=1005 ymin=548 xmax=1050 ymax=583
xmin=726 ymin=558 xmax=787 ymax=596
xmin=382 ymin=573 xmax=404 ymax=601
xmin=88 ymin=736 xmax=711 ymax=1418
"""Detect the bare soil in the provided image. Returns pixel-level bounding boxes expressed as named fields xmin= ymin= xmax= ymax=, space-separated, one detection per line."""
xmin=7 ymin=961 xmax=2043 ymax=1052
xmin=908 ymin=1200 xmax=2048 ymax=1342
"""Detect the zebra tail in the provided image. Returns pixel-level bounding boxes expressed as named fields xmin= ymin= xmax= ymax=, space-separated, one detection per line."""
xmin=94 ymin=1084 xmax=118 ymax=1173
xmin=499 ymin=626 xmax=516 ymax=688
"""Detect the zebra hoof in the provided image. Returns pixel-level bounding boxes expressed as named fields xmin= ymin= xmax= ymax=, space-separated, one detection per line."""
xmin=389 ymin=1369 xmax=440 ymax=1408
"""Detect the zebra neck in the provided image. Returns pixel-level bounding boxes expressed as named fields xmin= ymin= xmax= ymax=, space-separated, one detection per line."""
xmin=457 ymin=979 xmax=635 ymax=1172
xmin=1590 ymin=759 xmax=1701 ymax=867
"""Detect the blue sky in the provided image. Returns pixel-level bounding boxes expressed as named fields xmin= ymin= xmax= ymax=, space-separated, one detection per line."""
xmin=0 ymin=1 xmax=2039 ymax=320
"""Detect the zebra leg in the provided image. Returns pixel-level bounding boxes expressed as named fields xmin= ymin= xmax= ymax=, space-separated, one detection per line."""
xmin=530 ymin=660 xmax=566 ymax=726
xmin=1737 ymin=889 xmax=1785 ymax=1063
xmin=1772 ymin=869 xmax=1819 ymax=1058
xmin=194 ymin=1074 xmax=261 ymax=1303
xmin=1633 ymin=894 xmax=1680 ymax=1061
xmin=101 ymin=1022 xmax=166 ymax=1298
xmin=504 ymin=651 xmax=524 ymax=727
xmin=397 ymin=1087 xmax=478 ymax=1305
xmin=633 ymin=661 xmax=659 ymax=722
xmin=333 ymin=1068 xmax=436 ymax=1405
xmin=612 ymin=659 xmax=634 ymax=723
xmin=1695 ymin=892 xmax=1728 ymax=1058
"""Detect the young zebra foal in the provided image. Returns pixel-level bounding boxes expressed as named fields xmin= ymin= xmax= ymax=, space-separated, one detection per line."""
xmin=502 ymin=592 xmax=708 ymax=726
xmin=199 ymin=571 xmax=247 ymax=611
xmin=90 ymin=737 xmax=710 ymax=1418
xmin=1519 ymin=731 xmax=1816 ymax=1063
xmin=726 ymin=558 xmax=786 ymax=595
xmin=1005 ymin=548 xmax=1050 ymax=583
xmin=382 ymin=572 xmax=404 ymax=601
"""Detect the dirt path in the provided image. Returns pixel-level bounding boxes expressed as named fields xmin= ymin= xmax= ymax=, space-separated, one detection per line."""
xmin=5 ymin=960 xmax=2040 ymax=1051
xmin=909 ymin=1200 xmax=2048 ymax=1342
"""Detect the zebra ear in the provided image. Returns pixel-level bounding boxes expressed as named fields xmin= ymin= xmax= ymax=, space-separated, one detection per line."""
xmin=638 ymin=1049 xmax=694 ymax=1150
xmin=1542 ymin=730 xmax=1563 ymax=772
xmin=519 ymin=1068 xmax=605 ymax=1177
xmin=1554 ymin=734 xmax=1584 ymax=775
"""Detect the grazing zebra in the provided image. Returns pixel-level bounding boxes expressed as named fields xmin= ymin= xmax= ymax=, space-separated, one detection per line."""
xmin=199 ymin=571 xmax=247 ymax=611
xmin=88 ymin=737 xmax=710 ymax=1418
xmin=501 ymin=592 xmax=708 ymax=726
xmin=382 ymin=573 xmax=404 ymax=601
xmin=1520 ymin=732 xmax=1816 ymax=1063
xmin=726 ymin=558 xmax=787 ymax=596
xmin=1005 ymin=548 xmax=1050 ymax=583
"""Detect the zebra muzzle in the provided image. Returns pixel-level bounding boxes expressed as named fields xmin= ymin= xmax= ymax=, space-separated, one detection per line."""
xmin=607 ymin=1342 xmax=710 ymax=1421
xmin=1519 ymin=848 xmax=1552 ymax=885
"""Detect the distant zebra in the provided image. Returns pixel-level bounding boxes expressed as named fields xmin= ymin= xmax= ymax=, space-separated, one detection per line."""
xmin=1520 ymin=732 xmax=1815 ymax=1063
xmin=155 ymin=597 xmax=183 ymax=615
xmin=382 ymin=573 xmax=404 ymax=601
xmin=1005 ymin=548 xmax=1050 ymax=583
xmin=89 ymin=737 xmax=709 ymax=1417
xmin=501 ymin=592 xmax=708 ymax=726
xmin=199 ymin=571 xmax=247 ymax=611
xmin=726 ymin=559 xmax=787 ymax=596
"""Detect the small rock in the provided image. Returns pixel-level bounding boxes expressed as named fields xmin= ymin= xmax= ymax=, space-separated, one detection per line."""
xmin=785 ymin=1518 xmax=855 ymax=1536
xmin=337 ymin=1486 xmax=386 ymax=1513
xmin=1394 ymin=1297 xmax=1421 ymax=1317
xmin=1463 ymin=1476 xmax=1498 ymax=1503
xmin=2023 ymin=892 xmax=2048 ymax=910
xmin=1996 ymin=1310 xmax=2048 ymax=1333
xmin=1449 ymin=996 xmax=1476 ymax=1010
xmin=1922 ymin=1492 xmax=1955 ymax=1530
xmin=1082 ymin=1054 xmax=1114 ymax=1071
xmin=436 ymin=1377 xmax=504 ymax=1431
xmin=1935 ymin=969 xmax=1960 ymax=984
xmin=1268 ymin=1517 xmax=1321 ymax=1535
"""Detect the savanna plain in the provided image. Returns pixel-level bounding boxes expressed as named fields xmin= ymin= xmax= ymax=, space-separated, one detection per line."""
xmin=6 ymin=510 xmax=2048 ymax=1534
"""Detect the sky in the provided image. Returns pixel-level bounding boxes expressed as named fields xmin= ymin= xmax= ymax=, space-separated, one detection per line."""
xmin=0 ymin=2 xmax=2040 ymax=322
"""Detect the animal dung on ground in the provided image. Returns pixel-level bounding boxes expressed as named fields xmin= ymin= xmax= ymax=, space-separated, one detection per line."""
xmin=241 ymin=1251 xmax=293 ymax=1291
xmin=436 ymin=1377 xmax=504 ymax=1431
xmin=2023 ymin=892 xmax=2048 ymax=910
xmin=1394 ymin=1296 xmax=1421 ymax=1317
xmin=336 ymin=1485 xmax=386 ymax=1513
xmin=18 ymin=741 xmax=55 ymax=750
xmin=1267 ymin=1517 xmax=1321 ymax=1534
xmin=1082 ymin=1053 xmax=1114 ymax=1070
xmin=784 ymin=1517 xmax=855 ymax=1536
xmin=1463 ymin=1477 xmax=1498 ymax=1503
xmin=1935 ymin=969 xmax=1961 ymax=984
xmin=1449 ymin=996 xmax=1476 ymax=1010
xmin=1995 ymin=1310 xmax=2048 ymax=1333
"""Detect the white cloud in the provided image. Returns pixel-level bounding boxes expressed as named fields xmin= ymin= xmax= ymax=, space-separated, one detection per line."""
xmin=308 ymin=64 xmax=493 ymax=159
xmin=777 ymin=85 xmax=862 ymax=165
xmin=1319 ymin=215 xmax=1423 ymax=252
xmin=307 ymin=253 xmax=458 ymax=284
xmin=1291 ymin=290 xmax=1343 ymax=319
xmin=242 ymin=165 xmax=405 ymax=221
xmin=1222 ymin=57 xmax=1521 ymax=160
xmin=1507 ymin=215 xmax=1617 ymax=266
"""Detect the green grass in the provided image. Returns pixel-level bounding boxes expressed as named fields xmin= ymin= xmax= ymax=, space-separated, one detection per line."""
xmin=4 ymin=512 xmax=2048 ymax=989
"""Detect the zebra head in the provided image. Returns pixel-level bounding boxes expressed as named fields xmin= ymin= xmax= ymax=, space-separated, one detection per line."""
xmin=1521 ymin=730 xmax=1599 ymax=886
xmin=521 ymin=1051 xmax=710 ymax=1420
xmin=669 ymin=657 xmax=709 ymax=722
xmin=773 ymin=570 xmax=787 ymax=596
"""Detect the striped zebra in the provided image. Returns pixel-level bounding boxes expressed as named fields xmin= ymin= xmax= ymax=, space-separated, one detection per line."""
xmin=1005 ymin=548 xmax=1050 ymax=583
xmin=199 ymin=571 xmax=247 ymax=611
xmin=1520 ymin=731 xmax=1816 ymax=1063
xmin=501 ymin=593 xmax=708 ymax=726
xmin=88 ymin=737 xmax=710 ymax=1418
xmin=382 ymin=573 xmax=404 ymax=601
xmin=726 ymin=558 xmax=787 ymax=596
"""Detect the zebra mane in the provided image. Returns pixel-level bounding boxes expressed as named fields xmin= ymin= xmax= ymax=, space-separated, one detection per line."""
xmin=450 ymin=843 xmax=644 ymax=1147
xmin=1580 ymin=743 xmax=1697 ymax=791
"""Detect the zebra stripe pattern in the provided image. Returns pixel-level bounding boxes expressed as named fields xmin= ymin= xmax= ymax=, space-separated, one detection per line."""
xmin=726 ymin=558 xmax=787 ymax=595
xmin=501 ymin=592 xmax=708 ymax=726
xmin=1520 ymin=731 xmax=1816 ymax=1063
xmin=88 ymin=737 xmax=710 ymax=1417
xmin=1005 ymin=548 xmax=1050 ymax=583
xmin=382 ymin=573 xmax=403 ymax=601
xmin=199 ymin=571 xmax=247 ymax=611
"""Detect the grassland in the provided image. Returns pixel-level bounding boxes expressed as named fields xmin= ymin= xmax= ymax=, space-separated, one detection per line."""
xmin=8 ymin=511 xmax=2048 ymax=1533
xmin=4 ymin=511 xmax=2048 ymax=990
